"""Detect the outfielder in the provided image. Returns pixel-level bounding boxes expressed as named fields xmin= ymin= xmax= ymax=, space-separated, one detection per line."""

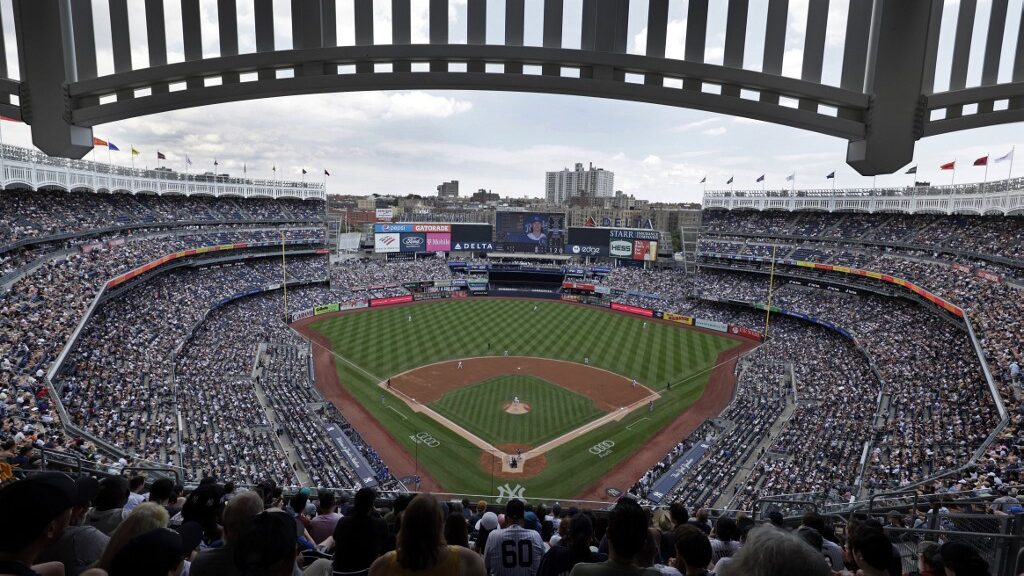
xmin=457 ymin=361 xmax=464 ymax=369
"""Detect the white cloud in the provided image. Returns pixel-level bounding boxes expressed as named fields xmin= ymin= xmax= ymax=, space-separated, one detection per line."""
xmin=675 ymin=118 xmax=721 ymax=132
xmin=642 ymin=155 xmax=662 ymax=165
xmin=701 ymin=126 xmax=728 ymax=136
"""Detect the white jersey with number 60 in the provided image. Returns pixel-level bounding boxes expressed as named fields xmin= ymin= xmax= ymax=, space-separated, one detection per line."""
xmin=483 ymin=524 xmax=545 ymax=576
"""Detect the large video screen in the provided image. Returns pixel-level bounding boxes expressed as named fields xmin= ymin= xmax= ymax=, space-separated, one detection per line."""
xmin=568 ymin=227 xmax=660 ymax=260
xmin=495 ymin=212 xmax=566 ymax=253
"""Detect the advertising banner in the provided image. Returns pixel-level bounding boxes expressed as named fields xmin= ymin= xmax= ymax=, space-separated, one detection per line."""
xmin=451 ymin=241 xmax=495 ymax=251
xmin=324 ymin=424 xmax=379 ymax=487
xmin=561 ymin=294 xmax=582 ymax=303
xmin=107 ymin=237 xmax=127 ymax=248
xmin=451 ymin=291 xmax=468 ymax=299
xmin=338 ymin=300 xmax=369 ymax=311
xmin=568 ymin=244 xmax=606 ymax=257
xmin=375 ymin=208 xmax=394 ymax=222
xmin=729 ymin=325 xmax=764 ymax=341
xmin=414 ymin=292 xmax=448 ymax=301
xmin=399 ymin=233 xmax=427 ymax=253
xmin=412 ymin=224 xmax=451 ymax=233
xmin=647 ymin=442 xmax=710 ymax=504
xmin=291 ymin=309 xmax=314 ymax=322
xmin=374 ymin=232 xmax=400 ymax=253
xmin=976 ymin=269 xmax=1001 ymax=283
xmin=695 ymin=318 xmax=728 ymax=332
xmin=609 ymin=239 xmax=633 ymax=258
xmin=426 ymin=233 xmax=451 ymax=252
xmin=562 ymin=281 xmax=596 ymax=292
xmin=370 ymin=295 xmax=414 ymax=307
xmin=662 ymin=312 xmax=694 ymax=325
xmin=610 ymin=302 xmax=654 ymax=317
xmin=374 ymin=223 xmax=414 ymax=233
xmin=632 ymin=240 xmax=657 ymax=261
xmin=314 ymin=303 xmax=339 ymax=315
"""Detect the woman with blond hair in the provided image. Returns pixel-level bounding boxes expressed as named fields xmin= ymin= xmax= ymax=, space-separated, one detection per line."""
xmin=369 ymin=494 xmax=484 ymax=576
xmin=93 ymin=502 xmax=170 ymax=571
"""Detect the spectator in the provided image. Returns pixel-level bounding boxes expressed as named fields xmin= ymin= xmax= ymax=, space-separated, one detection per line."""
xmin=845 ymin=527 xmax=893 ymax=576
xmin=332 ymin=487 xmax=387 ymax=574
xmin=308 ymin=492 xmax=341 ymax=545
xmin=718 ymin=526 xmax=830 ymax=576
xmin=538 ymin=513 xmax=606 ymax=576
xmin=915 ymin=541 xmax=944 ymax=576
xmin=939 ymin=542 xmax=990 ymax=576
xmin=636 ymin=528 xmax=678 ymax=576
xmin=443 ymin=514 xmax=469 ymax=549
xmin=233 ymin=511 xmax=301 ymax=576
xmin=95 ymin=502 xmax=171 ymax=572
xmin=37 ymin=475 xmax=107 ymax=576
xmin=124 ymin=476 xmax=147 ymax=514
xmin=190 ymin=490 xmax=264 ymax=576
xmin=85 ymin=476 xmax=130 ymax=535
xmin=709 ymin=517 xmax=739 ymax=565
xmin=672 ymin=525 xmax=711 ymax=576
xmin=0 ymin=472 xmax=78 ymax=576
xmin=368 ymin=493 xmax=484 ymax=576
xmin=105 ymin=527 xmax=198 ymax=576
xmin=569 ymin=498 xmax=653 ymax=576
xmin=474 ymin=512 xmax=499 ymax=555
xmin=484 ymin=498 xmax=545 ymax=576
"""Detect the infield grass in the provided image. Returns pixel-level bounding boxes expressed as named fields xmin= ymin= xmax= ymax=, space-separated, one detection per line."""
xmin=309 ymin=298 xmax=739 ymax=499
xmin=430 ymin=375 xmax=604 ymax=447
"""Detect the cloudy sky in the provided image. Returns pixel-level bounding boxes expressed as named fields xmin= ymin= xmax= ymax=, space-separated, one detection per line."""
xmin=2 ymin=0 xmax=1022 ymax=203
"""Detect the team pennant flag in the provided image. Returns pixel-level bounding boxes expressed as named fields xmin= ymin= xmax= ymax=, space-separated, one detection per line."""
xmin=726 ymin=176 xmax=734 ymax=184
xmin=785 ymin=173 xmax=795 ymax=181
xmin=826 ymin=171 xmax=835 ymax=179
xmin=107 ymin=142 xmax=119 ymax=151
xmin=905 ymin=166 xmax=917 ymax=174
xmin=994 ymin=149 xmax=1014 ymax=164
xmin=186 ymin=155 xmax=192 ymax=166
xmin=93 ymin=137 xmax=108 ymax=147
xmin=324 ymin=169 xmax=330 ymax=176
xmin=756 ymin=174 xmax=765 ymax=182
xmin=302 ymin=168 xmax=307 ymax=175
xmin=157 ymin=151 xmax=166 ymax=160
xmin=940 ymin=161 xmax=955 ymax=170
xmin=131 ymin=146 xmax=140 ymax=156
xmin=974 ymin=155 xmax=988 ymax=166
xmin=699 ymin=176 xmax=706 ymax=184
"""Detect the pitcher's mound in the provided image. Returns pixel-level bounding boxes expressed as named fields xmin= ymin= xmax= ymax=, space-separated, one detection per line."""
xmin=503 ymin=402 xmax=531 ymax=415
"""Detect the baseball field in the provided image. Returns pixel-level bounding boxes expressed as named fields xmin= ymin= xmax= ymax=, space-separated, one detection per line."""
xmin=298 ymin=298 xmax=746 ymax=501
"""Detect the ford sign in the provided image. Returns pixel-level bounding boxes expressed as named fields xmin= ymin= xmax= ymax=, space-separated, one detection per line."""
xmin=402 ymin=236 xmax=425 ymax=248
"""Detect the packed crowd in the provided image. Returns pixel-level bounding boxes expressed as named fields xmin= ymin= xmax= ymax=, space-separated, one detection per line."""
xmin=329 ymin=258 xmax=451 ymax=292
xmin=0 ymin=189 xmax=323 ymax=245
xmin=0 ymin=474 xmax=1001 ymax=576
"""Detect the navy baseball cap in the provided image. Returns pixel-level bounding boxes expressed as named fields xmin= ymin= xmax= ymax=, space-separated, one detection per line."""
xmin=505 ymin=498 xmax=525 ymax=520
xmin=0 ymin=472 xmax=77 ymax=546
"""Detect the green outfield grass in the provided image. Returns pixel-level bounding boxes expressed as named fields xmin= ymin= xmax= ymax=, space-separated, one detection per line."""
xmin=430 ymin=375 xmax=605 ymax=447
xmin=309 ymin=298 xmax=739 ymax=499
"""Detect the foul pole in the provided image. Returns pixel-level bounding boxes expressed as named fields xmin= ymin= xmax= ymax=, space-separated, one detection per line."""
xmin=763 ymin=244 xmax=778 ymax=340
xmin=281 ymin=230 xmax=289 ymax=323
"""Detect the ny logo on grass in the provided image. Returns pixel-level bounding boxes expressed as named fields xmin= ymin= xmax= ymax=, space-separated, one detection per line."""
xmin=496 ymin=483 xmax=525 ymax=503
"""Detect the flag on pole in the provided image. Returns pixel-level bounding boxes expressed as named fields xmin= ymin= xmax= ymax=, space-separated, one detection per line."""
xmin=726 ymin=176 xmax=733 ymax=184
xmin=302 ymin=168 xmax=307 ymax=175
xmin=92 ymin=137 xmax=108 ymax=147
xmin=214 ymin=159 xmax=219 ymax=167
xmin=131 ymin=146 xmax=140 ymax=156
xmin=974 ymin=155 xmax=989 ymax=166
xmin=273 ymin=165 xmax=276 ymax=172
xmin=243 ymin=163 xmax=247 ymax=174
xmin=905 ymin=166 xmax=917 ymax=174
xmin=324 ymin=169 xmax=330 ymax=176
xmin=700 ymin=176 xmax=706 ymax=183
xmin=785 ymin=172 xmax=795 ymax=181
xmin=826 ymin=171 xmax=835 ymax=179
xmin=157 ymin=151 xmax=166 ymax=160
xmin=107 ymin=142 xmax=119 ymax=151
xmin=186 ymin=155 xmax=192 ymax=166
xmin=756 ymin=174 xmax=765 ymax=182
xmin=940 ymin=161 xmax=955 ymax=170
xmin=994 ymin=150 xmax=1014 ymax=164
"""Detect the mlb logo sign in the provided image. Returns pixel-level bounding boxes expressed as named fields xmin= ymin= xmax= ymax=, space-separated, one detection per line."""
xmin=374 ymin=232 xmax=400 ymax=253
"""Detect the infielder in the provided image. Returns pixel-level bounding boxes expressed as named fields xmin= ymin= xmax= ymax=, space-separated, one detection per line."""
xmin=632 ymin=378 xmax=637 ymax=388
xmin=457 ymin=361 xmax=464 ymax=369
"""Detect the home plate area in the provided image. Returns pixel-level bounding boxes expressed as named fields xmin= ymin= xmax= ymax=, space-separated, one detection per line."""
xmin=384 ymin=356 xmax=658 ymax=477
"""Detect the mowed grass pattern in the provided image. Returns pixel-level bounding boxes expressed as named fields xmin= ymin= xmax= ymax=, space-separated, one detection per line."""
xmin=310 ymin=299 xmax=740 ymax=497
xmin=430 ymin=375 xmax=604 ymax=447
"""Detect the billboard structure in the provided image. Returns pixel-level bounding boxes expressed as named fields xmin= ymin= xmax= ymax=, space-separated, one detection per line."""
xmin=373 ymin=223 xmax=493 ymax=254
xmin=568 ymin=227 xmax=660 ymax=261
xmin=495 ymin=212 xmax=566 ymax=253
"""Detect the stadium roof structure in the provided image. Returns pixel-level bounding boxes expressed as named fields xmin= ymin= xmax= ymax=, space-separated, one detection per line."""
xmin=6 ymin=1 xmax=1024 ymax=175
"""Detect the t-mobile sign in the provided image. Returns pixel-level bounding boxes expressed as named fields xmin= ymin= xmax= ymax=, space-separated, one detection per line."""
xmin=426 ymin=233 xmax=451 ymax=252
